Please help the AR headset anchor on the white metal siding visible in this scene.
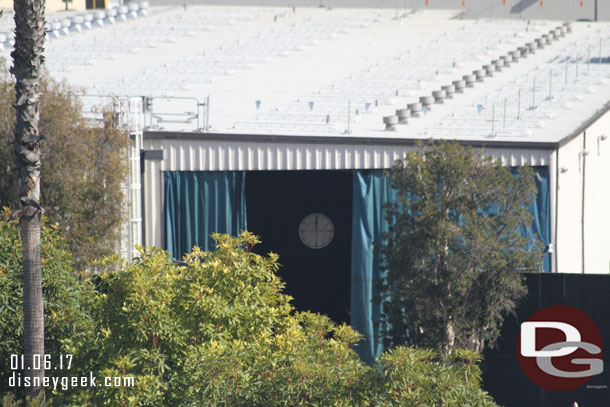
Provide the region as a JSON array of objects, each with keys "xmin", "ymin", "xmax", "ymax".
[
  {"xmin": 145, "ymin": 139, "xmax": 552, "ymax": 172},
  {"xmin": 556, "ymin": 134, "xmax": 584, "ymax": 274},
  {"xmin": 555, "ymin": 109, "xmax": 610, "ymax": 275}
]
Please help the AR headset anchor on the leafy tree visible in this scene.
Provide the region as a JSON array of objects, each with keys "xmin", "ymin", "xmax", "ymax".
[
  {"xmin": 76, "ymin": 232, "xmax": 499, "ymax": 407},
  {"xmin": 77, "ymin": 233, "xmax": 376, "ymax": 407},
  {"xmin": 11, "ymin": 0, "xmax": 47, "ymax": 402},
  {"xmin": 378, "ymin": 347, "xmax": 498, "ymax": 407},
  {"xmin": 0, "ymin": 61, "xmax": 128, "ymax": 267},
  {"xmin": 380, "ymin": 140, "xmax": 544, "ymax": 356},
  {"xmin": 1, "ymin": 225, "xmax": 500, "ymax": 406}
]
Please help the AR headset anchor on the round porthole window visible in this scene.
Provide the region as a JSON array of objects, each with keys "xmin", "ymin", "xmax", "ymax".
[{"xmin": 299, "ymin": 213, "xmax": 334, "ymax": 249}]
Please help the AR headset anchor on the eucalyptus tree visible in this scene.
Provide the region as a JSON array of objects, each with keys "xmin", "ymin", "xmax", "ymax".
[{"xmin": 381, "ymin": 140, "xmax": 544, "ymax": 357}]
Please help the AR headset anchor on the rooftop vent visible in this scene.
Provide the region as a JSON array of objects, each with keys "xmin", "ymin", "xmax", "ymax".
[
  {"xmin": 492, "ymin": 59, "xmax": 504, "ymax": 71},
  {"xmin": 535, "ymin": 38, "xmax": 545, "ymax": 49},
  {"xmin": 81, "ymin": 13, "xmax": 93, "ymax": 30},
  {"xmin": 383, "ymin": 115, "xmax": 398, "ymax": 131},
  {"xmin": 473, "ymin": 69, "xmax": 486, "ymax": 81},
  {"xmin": 70, "ymin": 16, "xmax": 83, "ymax": 33},
  {"xmin": 93, "ymin": 11, "xmax": 105, "ymax": 28},
  {"xmin": 432, "ymin": 90, "xmax": 446, "ymax": 104},
  {"xmin": 128, "ymin": 2, "xmax": 140, "ymax": 19},
  {"xmin": 408, "ymin": 102, "xmax": 422, "ymax": 117},
  {"xmin": 117, "ymin": 6, "xmax": 129, "ymax": 22},
  {"xmin": 453, "ymin": 79, "xmax": 466, "ymax": 92},
  {"xmin": 463, "ymin": 74, "xmax": 475, "ymax": 87},
  {"xmin": 419, "ymin": 95, "xmax": 434, "ymax": 108},
  {"xmin": 105, "ymin": 8, "xmax": 117, "ymax": 25},
  {"xmin": 396, "ymin": 109, "xmax": 410, "ymax": 124},
  {"xmin": 442, "ymin": 84, "xmax": 455, "ymax": 98}
]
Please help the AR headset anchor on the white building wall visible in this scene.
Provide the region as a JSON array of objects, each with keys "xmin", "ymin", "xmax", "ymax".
[
  {"xmin": 143, "ymin": 158, "xmax": 164, "ymax": 250},
  {"xmin": 556, "ymin": 109, "xmax": 610, "ymax": 274},
  {"xmin": 141, "ymin": 136, "xmax": 553, "ymax": 251},
  {"xmin": 555, "ymin": 133, "xmax": 584, "ymax": 274},
  {"xmin": 583, "ymin": 111, "xmax": 610, "ymax": 274}
]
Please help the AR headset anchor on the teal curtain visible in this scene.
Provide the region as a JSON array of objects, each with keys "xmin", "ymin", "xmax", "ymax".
[
  {"xmin": 350, "ymin": 166, "xmax": 551, "ymax": 362},
  {"xmin": 164, "ymin": 171, "xmax": 247, "ymax": 260},
  {"xmin": 510, "ymin": 166, "xmax": 551, "ymax": 273},
  {"xmin": 350, "ymin": 170, "xmax": 396, "ymax": 364}
]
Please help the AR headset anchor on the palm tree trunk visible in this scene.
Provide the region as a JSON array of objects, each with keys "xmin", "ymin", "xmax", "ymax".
[
  {"xmin": 21, "ymin": 217, "xmax": 44, "ymax": 405},
  {"xmin": 11, "ymin": 0, "xmax": 46, "ymax": 405}
]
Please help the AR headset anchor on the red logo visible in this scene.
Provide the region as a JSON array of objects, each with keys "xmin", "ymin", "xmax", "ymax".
[{"xmin": 517, "ymin": 305, "xmax": 603, "ymax": 391}]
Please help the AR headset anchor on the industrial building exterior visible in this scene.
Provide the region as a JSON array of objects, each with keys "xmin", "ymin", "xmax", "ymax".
[{"xmin": 2, "ymin": 3, "xmax": 608, "ymax": 364}]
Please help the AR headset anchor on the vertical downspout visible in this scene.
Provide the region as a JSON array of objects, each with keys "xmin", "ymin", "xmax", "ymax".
[
  {"xmin": 554, "ymin": 147, "xmax": 559, "ymax": 273},
  {"xmin": 140, "ymin": 151, "xmax": 146, "ymax": 247},
  {"xmin": 581, "ymin": 132, "xmax": 587, "ymax": 274},
  {"xmin": 161, "ymin": 167, "xmax": 166, "ymax": 251}
]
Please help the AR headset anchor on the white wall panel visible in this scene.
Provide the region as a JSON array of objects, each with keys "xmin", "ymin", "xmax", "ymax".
[
  {"xmin": 548, "ymin": 149, "xmax": 557, "ymax": 274},
  {"xmin": 555, "ymin": 115, "xmax": 610, "ymax": 275},
  {"xmin": 143, "ymin": 160, "xmax": 163, "ymax": 250},
  {"xmin": 583, "ymin": 110, "xmax": 610, "ymax": 274},
  {"xmin": 556, "ymin": 134, "xmax": 585, "ymax": 274}
]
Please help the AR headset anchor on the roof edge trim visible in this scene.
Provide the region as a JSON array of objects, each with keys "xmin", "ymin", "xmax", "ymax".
[
  {"xmin": 142, "ymin": 131, "xmax": 558, "ymax": 150},
  {"xmin": 559, "ymin": 99, "xmax": 610, "ymax": 148}
]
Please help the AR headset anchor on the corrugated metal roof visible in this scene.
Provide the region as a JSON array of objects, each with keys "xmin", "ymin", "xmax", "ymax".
[{"xmin": 4, "ymin": 4, "xmax": 608, "ymax": 145}]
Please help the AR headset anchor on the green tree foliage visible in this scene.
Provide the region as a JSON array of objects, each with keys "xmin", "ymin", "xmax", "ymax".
[
  {"xmin": 381, "ymin": 140, "xmax": 544, "ymax": 356},
  {"xmin": 0, "ymin": 209, "xmax": 96, "ymax": 402},
  {"xmin": 0, "ymin": 63, "xmax": 128, "ymax": 267},
  {"xmin": 80, "ymin": 233, "xmax": 376, "ymax": 407},
  {"xmin": 0, "ymin": 223, "xmax": 499, "ymax": 406},
  {"xmin": 379, "ymin": 347, "xmax": 497, "ymax": 407}
]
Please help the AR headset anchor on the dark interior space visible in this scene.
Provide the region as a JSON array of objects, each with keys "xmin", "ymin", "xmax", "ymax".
[
  {"xmin": 246, "ymin": 170, "xmax": 353, "ymax": 325},
  {"xmin": 483, "ymin": 273, "xmax": 610, "ymax": 407}
]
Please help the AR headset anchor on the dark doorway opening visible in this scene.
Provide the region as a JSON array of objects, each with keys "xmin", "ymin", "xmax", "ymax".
[{"xmin": 246, "ymin": 170, "xmax": 353, "ymax": 325}]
